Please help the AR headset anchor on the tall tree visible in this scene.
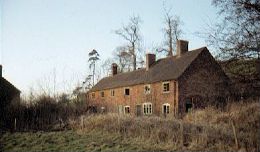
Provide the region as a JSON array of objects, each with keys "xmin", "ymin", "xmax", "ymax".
[
  {"xmin": 206, "ymin": 0, "xmax": 260, "ymax": 80},
  {"xmin": 101, "ymin": 58, "xmax": 114, "ymax": 77},
  {"xmin": 83, "ymin": 74, "xmax": 92, "ymax": 90},
  {"xmin": 88, "ymin": 49, "xmax": 100, "ymax": 86},
  {"xmin": 157, "ymin": 6, "xmax": 182, "ymax": 57},
  {"xmin": 113, "ymin": 45, "xmax": 132, "ymax": 72},
  {"xmin": 208, "ymin": 0, "xmax": 260, "ymax": 59},
  {"xmin": 115, "ymin": 16, "xmax": 142, "ymax": 70}
]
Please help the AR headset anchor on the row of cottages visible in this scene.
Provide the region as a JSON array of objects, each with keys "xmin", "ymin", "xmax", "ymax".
[{"xmin": 87, "ymin": 40, "xmax": 231, "ymax": 116}]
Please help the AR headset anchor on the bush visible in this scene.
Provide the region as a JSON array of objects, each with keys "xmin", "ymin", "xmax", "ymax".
[{"xmin": 3, "ymin": 94, "xmax": 90, "ymax": 131}]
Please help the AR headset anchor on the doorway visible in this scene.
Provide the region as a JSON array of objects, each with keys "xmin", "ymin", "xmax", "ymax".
[
  {"xmin": 136, "ymin": 105, "xmax": 142, "ymax": 116},
  {"xmin": 185, "ymin": 98, "xmax": 192, "ymax": 113}
]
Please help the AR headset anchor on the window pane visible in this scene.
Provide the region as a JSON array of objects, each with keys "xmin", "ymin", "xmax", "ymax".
[
  {"xmin": 125, "ymin": 89, "xmax": 130, "ymax": 95},
  {"xmin": 163, "ymin": 83, "xmax": 170, "ymax": 92}
]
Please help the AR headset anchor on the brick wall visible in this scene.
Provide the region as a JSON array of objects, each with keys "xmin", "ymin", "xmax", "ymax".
[
  {"xmin": 88, "ymin": 80, "xmax": 178, "ymax": 116},
  {"xmin": 177, "ymin": 49, "xmax": 230, "ymax": 114}
]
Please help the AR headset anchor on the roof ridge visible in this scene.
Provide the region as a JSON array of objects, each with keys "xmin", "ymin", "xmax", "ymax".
[{"xmin": 90, "ymin": 47, "xmax": 208, "ymax": 91}]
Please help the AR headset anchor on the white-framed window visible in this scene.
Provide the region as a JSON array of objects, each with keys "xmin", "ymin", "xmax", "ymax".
[
  {"xmin": 144, "ymin": 85, "xmax": 151, "ymax": 94},
  {"xmin": 124, "ymin": 106, "xmax": 130, "ymax": 114},
  {"xmin": 111, "ymin": 89, "xmax": 115, "ymax": 96},
  {"xmin": 143, "ymin": 103, "xmax": 152, "ymax": 115},
  {"xmin": 100, "ymin": 91, "xmax": 105, "ymax": 97},
  {"xmin": 91, "ymin": 92, "xmax": 95, "ymax": 99},
  {"xmin": 162, "ymin": 103, "xmax": 170, "ymax": 114},
  {"xmin": 162, "ymin": 82, "xmax": 170, "ymax": 93},
  {"xmin": 124, "ymin": 88, "xmax": 130, "ymax": 95}
]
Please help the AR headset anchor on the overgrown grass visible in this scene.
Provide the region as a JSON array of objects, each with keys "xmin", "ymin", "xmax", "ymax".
[{"xmin": 1, "ymin": 101, "xmax": 259, "ymax": 152}]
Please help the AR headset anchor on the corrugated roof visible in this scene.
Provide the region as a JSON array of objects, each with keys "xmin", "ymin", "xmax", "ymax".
[{"xmin": 90, "ymin": 47, "xmax": 207, "ymax": 91}]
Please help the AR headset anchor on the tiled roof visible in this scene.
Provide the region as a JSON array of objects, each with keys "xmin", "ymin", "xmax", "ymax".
[
  {"xmin": 0, "ymin": 77, "xmax": 21, "ymax": 98},
  {"xmin": 90, "ymin": 47, "xmax": 207, "ymax": 91}
]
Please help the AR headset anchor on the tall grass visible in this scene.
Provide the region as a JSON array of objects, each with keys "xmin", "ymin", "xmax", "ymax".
[{"xmin": 73, "ymin": 101, "xmax": 260, "ymax": 151}]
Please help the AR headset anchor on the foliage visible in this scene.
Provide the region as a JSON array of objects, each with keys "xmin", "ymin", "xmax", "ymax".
[
  {"xmin": 88, "ymin": 49, "xmax": 100, "ymax": 86},
  {"xmin": 1, "ymin": 94, "xmax": 89, "ymax": 131}
]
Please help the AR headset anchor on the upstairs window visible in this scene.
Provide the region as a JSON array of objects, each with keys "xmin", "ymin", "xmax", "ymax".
[
  {"xmin": 124, "ymin": 88, "xmax": 130, "ymax": 95},
  {"xmin": 144, "ymin": 85, "xmax": 151, "ymax": 94},
  {"xmin": 124, "ymin": 106, "xmax": 130, "ymax": 114},
  {"xmin": 111, "ymin": 90, "xmax": 115, "ymax": 96},
  {"xmin": 162, "ymin": 82, "xmax": 170, "ymax": 93},
  {"xmin": 143, "ymin": 103, "xmax": 152, "ymax": 115},
  {"xmin": 91, "ymin": 93, "xmax": 95, "ymax": 99},
  {"xmin": 100, "ymin": 91, "xmax": 104, "ymax": 97}
]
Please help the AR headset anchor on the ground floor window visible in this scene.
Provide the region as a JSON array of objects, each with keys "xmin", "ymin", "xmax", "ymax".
[
  {"xmin": 124, "ymin": 106, "xmax": 130, "ymax": 114},
  {"xmin": 162, "ymin": 103, "xmax": 170, "ymax": 114},
  {"xmin": 143, "ymin": 103, "xmax": 152, "ymax": 115}
]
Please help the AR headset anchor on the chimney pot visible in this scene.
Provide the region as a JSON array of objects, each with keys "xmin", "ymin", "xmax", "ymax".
[
  {"xmin": 146, "ymin": 54, "xmax": 156, "ymax": 71},
  {"xmin": 177, "ymin": 40, "xmax": 189, "ymax": 57},
  {"xmin": 112, "ymin": 63, "xmax": 118, "ymax": 76}
]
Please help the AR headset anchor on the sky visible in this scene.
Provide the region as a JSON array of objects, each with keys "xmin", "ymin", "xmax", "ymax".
[{"xmin": 0, "ymin": 0, "xmax": 220, "ymax": 96}]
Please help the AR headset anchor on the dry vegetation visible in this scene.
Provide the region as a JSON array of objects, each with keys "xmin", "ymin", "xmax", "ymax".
[
  {"xmin": 1, "ymin": 101, "xmax": 259, "ymax": 152},
  {"xmin": 69, "ymin": 101, "xmax": 259, "ymax": 152}
]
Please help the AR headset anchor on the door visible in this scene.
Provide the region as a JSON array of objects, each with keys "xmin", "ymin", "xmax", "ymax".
[
  {"xmin": 118, "ymin": 105, "xmax": 123, "ymax": 115},
  {"xmin": 185, "ymin": 98, "xmax": 192, "ymax": 112},
  {"xmin": 136, "ymin": 105, "xmax": 142, "ymax": 116}
]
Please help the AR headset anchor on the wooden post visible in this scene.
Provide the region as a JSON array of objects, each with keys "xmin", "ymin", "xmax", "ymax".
[
  {"xmin": 81, "ymin": 116, "xmax": 84, "ymax": 130},
  {"xmin": 180, "ymin": 121, "xmax": 184, "ymax": 147},
  {"xmin": 14, "ymin": 118, "xmax": 17, "ymax": 131},
  {"xmin": 231, "ymin": 119, "xmax": 239, "ymax": 149}
]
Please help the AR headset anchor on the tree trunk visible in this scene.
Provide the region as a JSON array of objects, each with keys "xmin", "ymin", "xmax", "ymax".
[
  {"xmin": 132, "ymin": 42, "xmax": 137, "ymax": 70},
  {"xmin": 168, "ymin": 19, "xmax": 173, "ymax": 57},
  {"xmin": 93, "ymin": 63, "xmax": 95, "ymax": 86}
]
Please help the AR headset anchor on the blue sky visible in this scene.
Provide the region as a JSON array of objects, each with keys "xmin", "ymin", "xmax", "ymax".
[{"xmin": 0, "ymin": 0, "xmax": 219, "ymax": 95}]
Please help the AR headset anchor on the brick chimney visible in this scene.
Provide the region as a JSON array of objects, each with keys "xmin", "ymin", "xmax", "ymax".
[
  {"xmin": 0, "ymin": 65, "xmax": 2, "ymax": 77},
  {"xmin": 112, "ymin": 63, "xmax": 118, "ymax": 76},
  {"xmin": 176, "ymin": 40, "xmax": 189, "ymax": 57},
  {"xmin": 146, "ymin": 53, "xmax": 156, "ymax": 71}
]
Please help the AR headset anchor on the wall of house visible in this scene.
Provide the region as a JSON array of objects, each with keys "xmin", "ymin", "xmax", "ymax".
[
  {"xmin": 177, "ymin": 49, "xmax": 231, "ymax": 114},
  {"xmin": 88, "ymin": 80, "xmax": 178, "ymax": 116}
]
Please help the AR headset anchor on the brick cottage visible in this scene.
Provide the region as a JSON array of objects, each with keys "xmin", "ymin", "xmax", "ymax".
[{"xmin": 87, "ymin": 40, "xmax": 231, "ymax": 116}]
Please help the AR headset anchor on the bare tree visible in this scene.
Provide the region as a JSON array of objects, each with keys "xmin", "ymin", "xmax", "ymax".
[
  {"xmin": 113, "ymin": 46, "xmax": 132, "ymax": 72},
  {"xmin": 101, "ymin": 58, "xmax": 114, "ymax": 76},
  {"xmin": 207, "ymin": 0, "xmax": 260, "ymax": 60},
  {"xmin": 157, "ymin": 6, "xmax": 182, "ymax": 57},
  {"xmin": 115, "ymin": 16, "xmax": 142, "ymax": 70},
  {"xmin": 88, "ymin": 49, "xmax": 100, "ymax": 86},
  {"xmin": 203, "ymin": 0, "xmax": 260, "ymax": 82}
]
